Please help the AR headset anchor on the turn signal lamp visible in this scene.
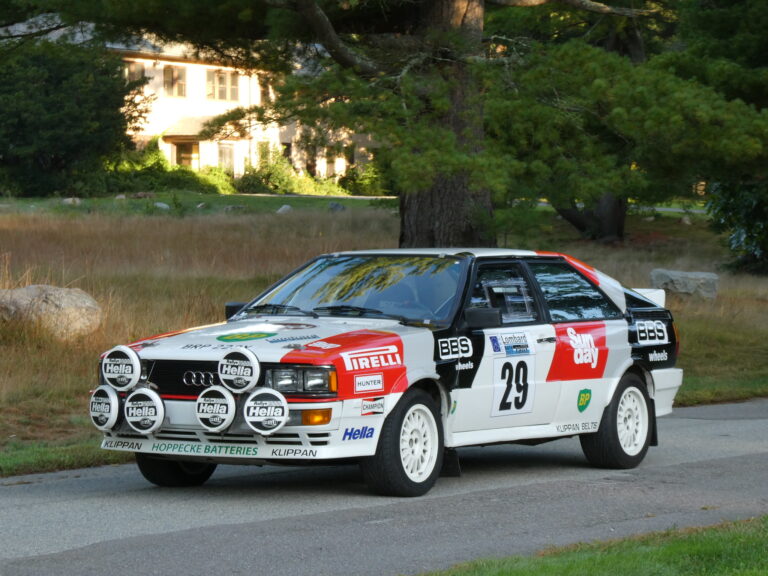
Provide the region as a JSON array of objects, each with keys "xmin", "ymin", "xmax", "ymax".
[{"xmin": 302, "ymin": 408, "xmax": 332, "ymax": 426}]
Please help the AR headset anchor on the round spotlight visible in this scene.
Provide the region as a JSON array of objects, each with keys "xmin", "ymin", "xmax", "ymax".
[
  {"xmin": 218, "ymin": 347, "xmax": 260, "ymax": 393},
  {"xmin": 101, "ymin": 345, "xmax": 142, "ymax": 391}
]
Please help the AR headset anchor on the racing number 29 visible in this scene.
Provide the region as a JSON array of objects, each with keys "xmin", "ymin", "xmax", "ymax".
[{"xmin": 492, "ymin": 358, "xmax": 535, "ymax": 417}]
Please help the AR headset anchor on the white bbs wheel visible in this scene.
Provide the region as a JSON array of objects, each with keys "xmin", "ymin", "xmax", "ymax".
[
  {"xmin": 400, "ymin": 404, "xmax": 440, "ymax": 483},
  {"xmin": 361, "ymin": 388, "xmax": 444, "ymax": 497},
  {"xmin": 616, "ymin": 386, "xmax": 648, "ymax": 457},
  {"xmin": 580, "ymin": 373, "xmax": 652, "ymax": 469}
]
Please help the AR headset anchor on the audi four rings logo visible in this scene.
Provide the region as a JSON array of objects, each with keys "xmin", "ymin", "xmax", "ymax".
[{"xmin": 183, "ymin": 371, "xmax": 218, "ymax": 387}]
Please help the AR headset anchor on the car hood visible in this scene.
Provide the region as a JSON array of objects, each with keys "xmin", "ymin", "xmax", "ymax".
[{"xmin": 129, "ymin": 315, "xmax": 420, "ymax": 362}]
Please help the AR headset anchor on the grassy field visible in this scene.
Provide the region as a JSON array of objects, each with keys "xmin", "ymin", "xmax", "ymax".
[
  {"xmin": 0, "ymin": 195, "xmax": 766, "ymax": 475},
  {"xmin": 424, "ymin": 517, "xmax": 768, "ymax": 576}
]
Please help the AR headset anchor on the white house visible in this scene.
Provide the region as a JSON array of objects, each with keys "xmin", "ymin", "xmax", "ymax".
[{"xmin": 118, "ymin": 42, "xmax": 367, "ymax": 179}]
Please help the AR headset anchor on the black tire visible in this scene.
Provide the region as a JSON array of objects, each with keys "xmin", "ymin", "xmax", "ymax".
[
  {"xmin": 135, "ymin": 453, "xmax": 217, "ymax": 487},
  {"xmin": 360, "ymin": 388, "xmax": 444, "ymax": 497},
  {"xmin": 580, "ymin": 373, "xmax": 651, "ymax": 469}
]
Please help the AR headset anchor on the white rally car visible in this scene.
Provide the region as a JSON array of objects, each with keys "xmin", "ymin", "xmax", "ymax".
[{"xmin": 90, "ymin": 249, "xmax": 682, "ymax": 496}]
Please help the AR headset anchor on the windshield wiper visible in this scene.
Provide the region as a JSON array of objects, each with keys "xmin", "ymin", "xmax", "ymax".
[
  {"xmin": 312, "ymin": 305, "xmax": 424, "ymax": 325},
  {"xmin": 245, "ymin": 304, "xmax": 318, "ymax": 318}
]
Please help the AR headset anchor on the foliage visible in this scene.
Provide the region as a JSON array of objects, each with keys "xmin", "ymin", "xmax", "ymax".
[
  {"xmin": 0, "ymin": 41, "xmax": 139, "ymax": 196},
  {"xmin": 661, "ymin": 0, "xmax": 768, "ymax": 270},
  {"xmin": 235, "ymin": 153, "xmax": 346, "ymax": 196},
  {"xmin": 482, "ymin": 39, "xmax": 768, "ymax": 238},
  {"xmin": 706, "ymin": 182, "xmax": 768, "ymax": 274},
  {"xmin": 337, "ymin": 163, "xmax": 388, "ymax": 197}
]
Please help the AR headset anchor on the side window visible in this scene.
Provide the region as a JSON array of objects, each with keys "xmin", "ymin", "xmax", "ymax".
[
  {"xmin": 528, "ymin": 262, "xmax": 622, "ymax": 322},
  {"xmin": 469, "ymin": 263, "xmax": 538, "ymax": 324}
]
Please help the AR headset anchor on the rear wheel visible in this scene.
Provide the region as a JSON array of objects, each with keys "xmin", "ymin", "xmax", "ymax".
[
  {"xmin": 360, "ymin": 388, "xmax": 443, "ymax": 497},
  {"xmin": 135, "ymin": 453, "xmax": 217, "ymax": 487},
  {"xmin": 580, "ymin": 373, "xmax": 651, "ymax": 469}
]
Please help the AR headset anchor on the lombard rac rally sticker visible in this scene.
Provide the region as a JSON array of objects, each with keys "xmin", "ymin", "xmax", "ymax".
[
  {"xmin": 218, "ymin": 347, "xmax": 260, "ymax": 393},
  {"xmin": 101, "ymin": 345, "xmax": 141, "ymax": 391},
  {"xmin": 124, "ymin": 388, "xmax": 165, "ymax": 434},
  {"xmin": 89, "ymin": 385, "xmax": 120, "ymax": 431},
  {"xmin": 195, "ymin": 386, "xmax": 236, "ymax": 432},
  {"xmin": 243, "ymin": 388, "xmax": 289, "ymax": 435}
]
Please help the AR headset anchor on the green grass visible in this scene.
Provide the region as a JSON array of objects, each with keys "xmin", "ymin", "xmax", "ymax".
[{"xmin": 424, "ymin": 517, "xmax": 768, "ymax": 576}]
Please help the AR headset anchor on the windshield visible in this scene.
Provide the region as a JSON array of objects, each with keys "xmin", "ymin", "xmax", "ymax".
[{"xmin": 244, "ymin": 254, "xmax": 469, "ymax": 326}]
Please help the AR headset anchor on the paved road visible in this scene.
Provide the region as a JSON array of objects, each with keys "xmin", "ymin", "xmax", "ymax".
[{"xmin": 1, "ymin": 399, "xmax": 766, "ymax": 576}]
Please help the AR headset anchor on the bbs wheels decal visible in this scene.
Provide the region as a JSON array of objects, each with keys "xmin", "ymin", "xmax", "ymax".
[
  {"xmin": 101, "ymin": 345, "xmax": 142, "ymax": 391},
  {"xmin": 218, "ymin": 347, "xmax": 260, "ymax": 393},
  {"xmin": 124, "ymin": 388, "xmax": 165, "ymax": 435},
  {"xmin": 243, "ymin": 388, "xmax": 289, "ymax": 435}
]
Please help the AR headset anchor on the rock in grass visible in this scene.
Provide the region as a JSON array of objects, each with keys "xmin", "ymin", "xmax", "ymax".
[
  {"xmin": 0, "ymin": 285, "xmax": 101, "ymax": 340},
  {"xmin": 276, "ymin": 204, "xmax": 293, "ymax": 214},
  {"xmin": 650, "ymin": 269, "xmax": 719, "ymax": 299}
]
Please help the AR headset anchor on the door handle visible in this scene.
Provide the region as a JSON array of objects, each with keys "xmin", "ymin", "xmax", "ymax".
[{"xmin": 536, "ymin": 336, "xmax": 556, "ymax": 344}]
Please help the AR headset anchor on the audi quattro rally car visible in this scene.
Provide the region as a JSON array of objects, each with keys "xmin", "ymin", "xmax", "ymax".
[{"xmin": 90, "ymin": 249, "xmax": 682, "ymax": 496}]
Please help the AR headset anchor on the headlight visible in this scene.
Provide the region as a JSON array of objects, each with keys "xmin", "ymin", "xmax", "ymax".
[{"xmin": 266, "ymin": 366, "xmax": 337, "ymax": 394}]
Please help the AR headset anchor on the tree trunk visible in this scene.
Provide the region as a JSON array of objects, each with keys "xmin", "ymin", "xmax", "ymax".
[
  {"xmin": 399, "ymin": 0, "xmax": 495, "ymax": 248},
  {"xmin": 553, "ymin": 193, "xmax": 627, "ymax": 242}
]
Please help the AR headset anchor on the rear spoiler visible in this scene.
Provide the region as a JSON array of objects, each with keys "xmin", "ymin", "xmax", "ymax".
[{"xmin": 632, "ymin": 288, "xmax": 666, "ymax": 307}]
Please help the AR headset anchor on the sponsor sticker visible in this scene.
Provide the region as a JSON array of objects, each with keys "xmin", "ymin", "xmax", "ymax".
[
  {"xmin": 355, "ymin": 373, "xmax": 384, "ymax": 394},
  {"xmin": 307, "ymin": 341, "xmax": 341, "ymax": 350},
  {"xmin": 340, "ymin": 345, "xmax": 402, "ymax": 372},
  {"xmin": 217, "ymin": 332, "xmax": 275, "ymax": 342},
  {"xmin": 361, "ymin": 397, "xmax": 385, "ymax": 416},
  {"xmin": 502, "ymin": 333, "xmax": 531, "ymax": 356},
  {"xmin": 89, "ymin": 385, "xmax": 120, "ymax": 431},
  {"xmin": 636, "ymin": 320, "xmax": 669, "ymax": 345},
  {"xmin": 101, "ymin": 345, "xmax": 142, "ymax": 391},
  {"xmin": 577, "ymin": 389, "xmax": 592, "ymax": 413},
  {"xmin": 266, "ymin": 334, "xmax": 319, "ymax": 344},
  {"xmin": 242, "ymin": 388, "xmax": 289, "ymax": 435},
  {"xmin": 648, "ymin": 350, "xmax": 669, "ymax": 362},
  {"xmin": 195, "ymin": 386, "xmax": 236, "ymax": 432},
  {"xmin": 568, "ymin": 328, "xmax": 599, "ymax": 369},
  {"xmin": 490, "ymin": 336, "xmax": 502, "ymax": 353},
  {"xmin": 124, "ymin": 388, "xmax": 165, "ymax": 434},
  {"xmin": 342, "ymin": 426, "xmax": 375, "ymax": 441},
  {"xmin": 438, "ymin": 337, "xmax": 473, "ymax": 360},
  {"xmin": 218, "ymin": 348, "xmax": 260, "ymax": 392}
]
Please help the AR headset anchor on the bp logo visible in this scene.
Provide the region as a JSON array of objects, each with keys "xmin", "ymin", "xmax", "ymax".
[
  {"xmin": 89, "ymin": 385, "xmax": 120, "ymax": 431},
  {"xmin": 124, "ymin": 388, "xmax": 165, "ymax": 434},
  {"xmin": 195, "ymin": 386, "xmax": 236, "ymax": 432},
  {"xmin": 217, "ymin": 332, "xmax": 276, "ymax": 342},
  {"xmin": 243, "ymin": 388, "xmax": 289, "ymax": 435},
  {"xmin": 577, "ymin": 389, "xmax": 592, "ymax": 413}
]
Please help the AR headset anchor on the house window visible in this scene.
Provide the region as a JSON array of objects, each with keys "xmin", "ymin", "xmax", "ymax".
[
  {"xmin": 206, "ymin": 70, "xmax": 239, "ymax": 101},
  {"xmin": 175, "ymin": 142, "xmax": 199, "ymax": 169},
  {"xmin": 218, "ymin": 143, "xmax": 234, "ymax": 175},
  {"xmin": 163, "ymin": 66, "xmax": 186, "ymax": 97},
  {"xmin": 125, "ymin": 62, "xmax": 145, "ymax": 83},
  {"xmin": 258, "ymin": 75, "xmax": 272, "ymax": 103}
]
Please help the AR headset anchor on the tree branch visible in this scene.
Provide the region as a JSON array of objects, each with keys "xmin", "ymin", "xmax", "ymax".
[
  {"xmin": 294, "ymin": 0, "xmax": 381, "ymax": 76},
  {"xmin": 488, "ymin": 0, "xmax": 655, "ymax": 17}
]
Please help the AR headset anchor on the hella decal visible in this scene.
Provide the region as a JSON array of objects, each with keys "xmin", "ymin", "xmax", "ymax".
[{"xmin": 342, "ymin": 426, "xmax": 375, "ymax": 441}]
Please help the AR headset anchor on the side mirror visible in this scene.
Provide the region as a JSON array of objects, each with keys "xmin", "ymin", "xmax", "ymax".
[
  {"xmin": 225, "ymin": 301, "xmax": 246, "ymax": 320},
  {"xmin": 464, "ymin": 307, "xmax": 502, "ymax": 329}
]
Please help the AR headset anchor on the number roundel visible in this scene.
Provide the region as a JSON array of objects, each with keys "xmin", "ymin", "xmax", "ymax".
[{"xmin": 492, "ymin": 358, "xmax": 535, "ymax": 417}]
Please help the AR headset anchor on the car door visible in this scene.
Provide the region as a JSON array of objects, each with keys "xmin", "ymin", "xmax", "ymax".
[{"xmin": 449, "ymin": 261, "xmax": 559, "ymax": 433}]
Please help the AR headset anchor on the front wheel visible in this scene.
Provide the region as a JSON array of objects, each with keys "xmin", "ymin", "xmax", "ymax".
[
  {"xmin": 360, "ymin": 388, "xmax": 443, "ymax": 497},
  {"xmin": 135, "ymin": 453, "xmax": 217, "ymax": 487},
  {"xmin": 580, "ymin": 373, "xmax": 651, "ymax": 469}
]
